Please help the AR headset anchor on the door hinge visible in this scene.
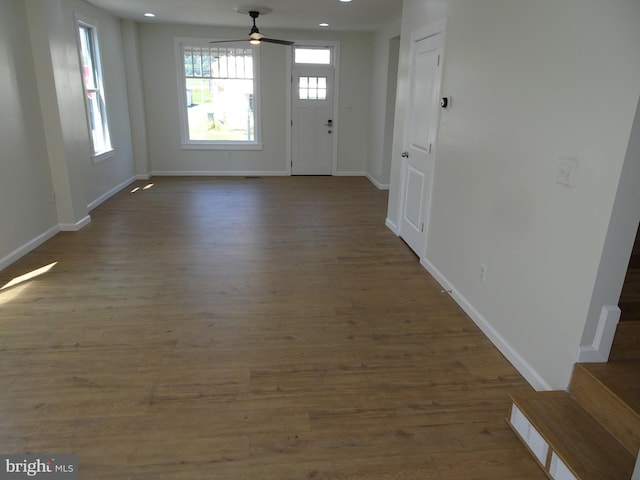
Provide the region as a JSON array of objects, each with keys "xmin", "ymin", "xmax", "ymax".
[
  {"xmin": 429, "ymin": 143, "xmax": 432, "ymax": 154},
  {"xmin": 437, "ymin": 54, "xmax": 441, "ymax": 66},
  {"xmin": 421, "ymin": 223, "xmax": 425, "ymax": 233}
]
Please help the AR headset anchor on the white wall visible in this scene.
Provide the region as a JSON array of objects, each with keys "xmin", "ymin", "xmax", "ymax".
[
  {"xmin": 388, "ymin": 0, "xmax": 640, "ymax": 389},
  {"xmin": 368, "ymin": 20, "xmax": 401, "ymax": 188},
  {"xmin": 26, "ymin": 0, "xmax": 135, "ymax": 220},
  {"xmin": 0, "ymin": 0, "xmax": 58, "ymax": 268},
  {"xmin": 74, "ymin": 0, "xmax": 137, "ymax": 206},
  {"xmin": 582, "ymin": 98, "xmax": 640, "ymax": 358},
  {"xmin": 1, "ymin": 0, "xmax": 136, "ymax": 269},
  {"xmin": 122, "ymin": 20, "xmax": 151, "ymax": 178},
  {"xmin": 138, "ymin": 24, "xmax": 373, "ymax": 175}
]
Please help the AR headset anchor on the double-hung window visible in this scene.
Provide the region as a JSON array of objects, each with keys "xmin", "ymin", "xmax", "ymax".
[
  {"xmin": 177, "ymin": 39, "xmax": 261, "ymax": 149},
  {"xmin": 77, "ymin": 19, "xmax": 112, "ymax": 158}
]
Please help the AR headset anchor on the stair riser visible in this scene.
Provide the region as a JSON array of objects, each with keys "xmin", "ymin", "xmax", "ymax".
[
  {"xmin": 570, "ymin": 365, "xmax": 640, "ymax": 456},
  {"xmin": 609, "ymin": 321, "xmax": 640, "ymax": 360}
]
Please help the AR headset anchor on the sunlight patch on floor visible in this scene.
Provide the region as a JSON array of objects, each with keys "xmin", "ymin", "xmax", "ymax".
[{"xmin": 1, "ymin": 262, "xmax": 58, "ymax": 291}]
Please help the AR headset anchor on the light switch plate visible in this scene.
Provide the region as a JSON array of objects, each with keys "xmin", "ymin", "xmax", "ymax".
[{"xmin": 557, "ymin": 157, "xmax": 578, "ymax": 187}]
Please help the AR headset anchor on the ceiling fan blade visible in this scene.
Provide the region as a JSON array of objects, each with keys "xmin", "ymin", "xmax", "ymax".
[
  {"xmin": 210, "ymin": 39, "xmax": 247, "ymax": 44},
  {"xmin": 260, "ymin": 37, "xmax": 295, "ymax": 46}
]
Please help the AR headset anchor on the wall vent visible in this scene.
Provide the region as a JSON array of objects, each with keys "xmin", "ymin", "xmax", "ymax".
[
  {"xmin": 550, "ymin": 452, "xmax": 577, "ymax": 480},
  {"xmin": 510, "ymin": 404, "xmax": 549, "ymax": 465}
]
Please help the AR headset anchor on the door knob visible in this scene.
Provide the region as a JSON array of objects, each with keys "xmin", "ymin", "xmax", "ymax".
[{"xmin": 401, "ymin": 151, "xmax": 409, "ymax": 158}]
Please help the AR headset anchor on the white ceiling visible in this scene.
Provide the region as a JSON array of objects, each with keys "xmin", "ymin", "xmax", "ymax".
[{"xmin": 85, "ymin": 0, "xmax": 403, "ymax": 32}]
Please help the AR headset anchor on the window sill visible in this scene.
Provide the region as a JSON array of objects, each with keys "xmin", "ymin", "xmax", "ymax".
[
  {"xmin": 181, "ymin": 142, "xmax": 263, "ymax": 151},
  {"xmin": 91, "ymin": 149, "xmax": 115, "ymax": 165}
]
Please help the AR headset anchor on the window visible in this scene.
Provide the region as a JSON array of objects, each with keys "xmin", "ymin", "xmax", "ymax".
[
  {"xmin": 294, "ymin": 47, "xmax": 332, "ymax": 66},
  {"xmin": 178, "ymin": 40, "xmax": 260, "ymax": 148},
  {"xmin": 298, "ymin": 76, "xmax": 327, "ymax": 100},
  {"xmin": 77, "ymin": 21, "xmax": 111, "ymax": 157}
]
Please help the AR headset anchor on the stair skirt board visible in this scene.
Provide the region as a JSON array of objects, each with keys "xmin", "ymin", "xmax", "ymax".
[{"xmin": 578, "ymin": 305, "xmax": 620, "ymax": 363}]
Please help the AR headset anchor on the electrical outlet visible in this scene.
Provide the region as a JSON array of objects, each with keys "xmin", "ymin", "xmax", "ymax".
[
  {"xmin": 557, "ymin": 157, "xmax": 578, "ymax": 187},
  {"xmin": 480, "ymin": 263, "xmax": 487, "ymax": 282}
]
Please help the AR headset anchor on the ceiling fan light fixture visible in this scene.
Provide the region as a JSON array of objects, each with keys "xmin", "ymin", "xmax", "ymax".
[{"xmin": 210, "ymin": 7, "xmax": 294, "ymax": 46}]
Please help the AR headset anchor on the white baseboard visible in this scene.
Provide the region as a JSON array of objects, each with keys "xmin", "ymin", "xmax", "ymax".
[
  {"xmin": 335, "ymin": 171, "xmax": 366, "ymax": 177},
  {"xmin": 632, "ymin": 451, "xmax": 640, "ymax": 480},
  {"xmin": 0, "ymin": 225, "xmax": 60, "ymax": 271},
  {"xmin": 59, "ymin": 215, "xmax": 91, "ymax": 232},
  {"xmin": 151, "ymin": 170, "xmax": 290, "ymax": 177},
  {"xmin": 366, "ymin": 174, "xmax": 390, "ymax": 190},
  {"xmin": 577, "ymin": 305, "xmax": 620, "ymax": 363},
  {"xmin": 385, "ymin": 218, "xmax": 399, "ymax": 235},
  {"xmin": 87, "ymin": 175, "xmax": 138, "ymax": 212},
  {"xmin": 136, "ymin": 173, "xmax": 151, "ymax": 180},
  {"xmin": 420, "ymin": 257, "xmax": 552, "ymax": 392}
]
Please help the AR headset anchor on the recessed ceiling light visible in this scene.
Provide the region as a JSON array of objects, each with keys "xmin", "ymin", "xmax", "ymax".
[
  {"xmin": 143, "ymin": 12, "xmax": 156, "ymax": 18},
  {"xmin": 319, "ymin": 23, "xmax": 329, "ymax": 27},
  {"xmin": 339, "ymin": 0, "xmax": 352, "ymax": 2}
]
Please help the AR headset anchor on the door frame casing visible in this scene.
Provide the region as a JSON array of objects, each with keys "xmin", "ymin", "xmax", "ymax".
[
  {"xmin": 287, "ymin": 40, "xmax": 340, "ymax": 175},
  {"xmin": 397, "ymin": 19, "xmax": 447, "ymax": 258}
]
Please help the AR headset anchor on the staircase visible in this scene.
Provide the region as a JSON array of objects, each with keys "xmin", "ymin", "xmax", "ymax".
[
  {"xmin": 508, "ymin": 360, "xmax": 639, "ymax": 480},
  {"xmin": 610, "ymin": 321, "xmax": 640, "ymax": 361},
  {"xmin": 507, "ymin": 317, "xmax": 640, "ymax": 480},
  {"xmin": 508, "ymin": 225, "xmax": 640, "ymax": 479},
  {"xmin": 507, "ymin": 311, "xmax": 640, "ymax": 480}
]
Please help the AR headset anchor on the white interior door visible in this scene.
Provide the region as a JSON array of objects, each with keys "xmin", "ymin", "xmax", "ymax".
[
  {"xmin": 400, "ymin": 25, "xmax": 444, "ymax": 257},
  {"xmin": 292, "ymin": 66, "xmax": 334, "ymax": 175}
]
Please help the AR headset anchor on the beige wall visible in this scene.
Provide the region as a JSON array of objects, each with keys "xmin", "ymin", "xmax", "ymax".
[
  {"xmin": 1, "ymin": 0, "xmax": 136, "ymax": 266},
  {"xmin": 368, "ymin": 20, "xmax": 401, "ymax": 187},
  {"xmin": 388, "ymin": 0, "xmax": 640, "ymax": 389},
  {"xmin": 138, "ymin": 24, "xmax": 374, "ymax": 175},
  {"xmin": 0, "ymin": 0, "xmax": 58, "ymax": 268}
]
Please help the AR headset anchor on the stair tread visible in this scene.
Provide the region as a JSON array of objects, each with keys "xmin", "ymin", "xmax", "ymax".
[
  {"xmin": 510, "ymin": 391, "xmax": 635, "ymax": 480},
  {"xmin": 579, "ymin": 361, "xmax": 640, "ymax": 415}
]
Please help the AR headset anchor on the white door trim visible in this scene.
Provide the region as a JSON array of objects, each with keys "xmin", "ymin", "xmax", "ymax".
[
  {"xmin": 288, "ymin": 40, "xmax": 340, "ymax": 175},
  {"xmin": 397, "ymin": 19, "xmax": 447, "ymax": 258}
]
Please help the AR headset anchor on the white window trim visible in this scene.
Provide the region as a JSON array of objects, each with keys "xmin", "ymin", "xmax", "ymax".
[
  {"xmin": 74, "ymin": 13, "xmax": 114, "ymax": 160},
  {"xmin": 174, "ymin": 37, "xmax": 263, "ymax": 151}
]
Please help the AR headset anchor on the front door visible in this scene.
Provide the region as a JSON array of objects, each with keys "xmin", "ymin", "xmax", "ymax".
[
  {"xmin": 399, "ymin": 23, "xmax": 444, "ymax": 257},
  {"xmin": 292, "ymin": 66, "xmax": 334, "ymax": 175}
]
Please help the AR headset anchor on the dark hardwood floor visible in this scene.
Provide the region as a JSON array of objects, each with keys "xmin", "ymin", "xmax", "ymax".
[{"xmin": 0, "ymin": 177, "xmax": 545, "ymax": 479}]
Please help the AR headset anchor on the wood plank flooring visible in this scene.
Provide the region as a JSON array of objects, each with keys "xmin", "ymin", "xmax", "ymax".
[{"xmin": 0, "ymin": 177, "xmax": 545, "ymax": 479}]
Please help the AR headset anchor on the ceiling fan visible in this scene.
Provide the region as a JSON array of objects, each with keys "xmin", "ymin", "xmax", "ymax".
[{"xmin": 210, "ymin": 8, "xmax": 294, "ymax": 46}]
